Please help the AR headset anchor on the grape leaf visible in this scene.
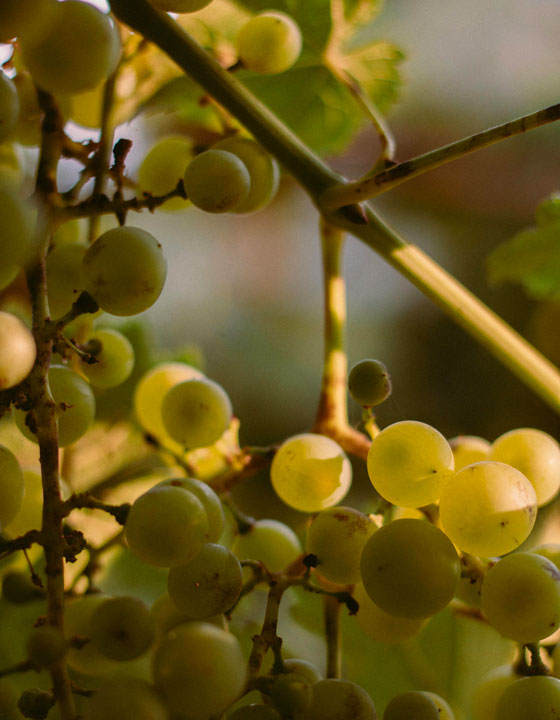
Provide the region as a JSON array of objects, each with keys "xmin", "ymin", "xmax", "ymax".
[{"xmin": 487, "ymin": 221, "xmax": 560, "ymax": 299}]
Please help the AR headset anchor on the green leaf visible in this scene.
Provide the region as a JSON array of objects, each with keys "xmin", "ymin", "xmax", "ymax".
[
  {"xmin": 487, "ymin": 221, "xmax": 560, "ymax": 299},
  {"xmin": 339, "ymin": 40, "xmax": 405, "ymax": 112}
]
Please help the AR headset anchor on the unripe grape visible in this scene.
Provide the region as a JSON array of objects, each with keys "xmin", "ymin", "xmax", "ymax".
[
  {"xmin": 64, "ymin": 594, "xmax": 119, "ymax": 675},
  {"xmin": 232, "ymin": 519, "xmax": 302, "ymax": 572},
  {"xmin": 27, "ymin": 626, "xmax": 67, "ymax": 668},
  {"xmin": 348, "ymin": 358, "xmax": 392, "ymax": 407},
  {"xmin": 137, "ymin": 137, "xmax": 193, "ymax": 212},
  {"xmin": 183, "ymin": 149, "xmax": 250, "ymax": 213},
  {"xmin": 83, "ymin": 678, "xmax": 168, "ymax": 720},
  {"xmin": 156, "ymin": 477, "xmax": 224, "ymax": 542},
  {"xmin": 150, "ymin": 0, "xmax": 214, "ymax": 12},
  {"xmin": 90, "ymin": 596, "xmax": 155, "ymax": 661},
  {"xmin": 0, "ymin": 73, "xmax": 20, "ymax": 144},
  {"xmin": 383, "ymin": 691, "xmax": 440, "ymax": 720},
  {"xmin": 495, "ymin": 676, "xmax": 560, "ymax": 720},
  {"xmin": 448, "ymin": 435, "xmax": 491, "ymax": 470},
  {"xmin": 79, "ymin": 328, "xmax": 135, "ymax": 389},
  {"xmin": 0, "ymin": 445, "xmax": 25, "ymax": 531},
  {"xmin": 283, "ymin": 658, "xmax": 322, "ymax": 685},
  {"xmin": 81, "ymin": 226, "xmax": 167, "ymax": 316},
  {"xmin": 419, "ymin": 692, "xmax": 455, "ymax": 720},
  {"xmin": 237, "ymin": 12, "xmax": 302, "ymax": 75},
  {"xmin": 305, "ymin": 679, "xmax": 377, "ymax": 720},
  {"xmin": 0, "ymin": 312, "xmax": 36, "ymax": 390},
  {"xmin": 46, "ymin": 243, "xmax": 86, "ymax": 319}
]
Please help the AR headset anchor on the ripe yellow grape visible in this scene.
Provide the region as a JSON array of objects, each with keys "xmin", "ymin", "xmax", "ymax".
[
  {"xmin": 0, "ymin": 445, "xmax": 25, "ymax": 531},
  {"xmin": 367, "ymin": 420, "xmax": 454, "ymax": 508},
  {"xmin": 270, "ymin": 433, "xmax": 352, "ymax": 512},
  {"xmin": 137, "ymin": 137, "xmax": 193, "ymax": 212},
  {"xmin": 353, "ymin": 582, "xmax": 426, "ymax": 644},
  {"xmin": 0, "ymin": 73, "xmax": 19, "ymax": 144},
  {"xmin": 0, "ymin": 312, "xmax": 36, "ymax": 390},
  {"xmin": 150, "ymin": 0, "xmax": 214, "ymax": 12},
  {"xmin": 237, "ymin": 12, "xmax": 302, "ymax": 75},
  {"xmin": 183, "ymin": 149, "xmax": 251, "ymax": 213},
  {"xmin": 232, "ymin": 518, "xmax": 302, "ymax": 572},
  {"xmin": 489, "ymin": 427, "xmax": 560, "ymax": 506},
  {"xmin": 439, "ymin": 461, "xmax": 537, "ymax": 557},
  {"xmin": 46, "ymin": 242, "xmax": 86, "ymax": 319},
  {"xmin": 448, "ymin": 435, "xmax": 491, "ymax": 470},
  {"xmin": 21, "ymin": 1, "xmax": 121, "ymax": 96}
]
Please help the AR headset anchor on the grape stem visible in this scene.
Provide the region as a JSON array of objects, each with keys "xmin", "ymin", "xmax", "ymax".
[
  {"xmin": 62, "ymin": 494, "xmax": 131, "ymax": 525},
  {"xmin": 0, "ymin": 660, "xmax": 38, "ymax": 679},
  {"xmin": 324, "ymin": 595, "xmax": 342, "ymax": 679},
  {"xmin": 0, "ymin": 530, "xmax": 43, "ymax": 560}
]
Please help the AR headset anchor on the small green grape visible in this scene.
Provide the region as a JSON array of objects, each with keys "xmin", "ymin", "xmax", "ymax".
[
  {"xmin": 161, "ymin": 377, "xmax": 232, "ymax": 449},
  {"xmin": 237, "ymin": 12, "xmax": 302, "ymax": 75},
  {"xmin": 383, "ymin": 692, "xmax": 440, "ymax": 720},
  {"xmin": 352, "ymin": 582, "xmax": 425, "ymax": 643},
  {"xmin": 269, "ymin": 672, "xmax": 312, "ymax": 716},
  {"xmin": 90, "ymin": 596, "xmax": 155, "ymax": 661},
  {"xmin": 495, "ymin": 676, "xmax": 560, "ymax": 720},
  {"xmin": 480, "ymin": 552, "xmax": 560, "ymax": 643},
  {"xmin": 21, "ymin": 1, "xmax": 121, "ymax": 95},
  {"xmin": 79, "ymin": 328, "xmax": 135, "ymax": 389},
  {"xmin": 439, "ymin": 461, "xmax": 537, "ymax": 557},
  {"xmin": 0, "ymin": 445, "xmax": 25, "ymax": 531},
  {"xmin": 183, "ymin": 149, "xmax": 250, "ymax": 213},
  {"xmin": 156, "ymin": 477, "xmax": 224, "ymax": 542},
  {"xmin": 64, "ymin": 594, "xmax": 119, "ymax": 676},
  {"xmin": 150, "ymin": 0, "xmax": 214, "ymax": 12},
  {"xmin": 0, "ymin": 0, "xmax": 56, "ymax": 44},
  {"xmin": 448, "ymin": 435, "xmax": 491, "ymax": 470},
  {"xmin": 137, "ymin": 137, "xmax": 193, "ymax": 212},
  {"xmin": 270, "ymin": 433, "xmax": 352, "ymax": 513},
  {"xmin": 213, "ymin": 137, "xmax": 279, "ymax": 214},
  {"xmin": 348, "ymin": 358, "xmax": 392, "ymax": 407},
  {"xmin": 81, "ymin": 226, "xmax": 167, "ymax": 316},
  {"xmin": 305, "ymin": 679, "xmax": 377, "ymax": 720},
  {"xmin": 418, "ymin": 693, "xmax": 455, "ymax": 720},
  {"xmin": 283, "ymin": 658, "xmax": 322, "ymax": 685},
  {"xmin": 0, "ymin": 182, "xmax": 35, "ymax": 269},
  {"xmin": 27, "ymin": 625, "xmax": 67, "ymax": 668},
  {"xmin": 367, "ymin": 420, "xmax": 454, "ymax": 508},
  {"xmin": 232, "ymin": 519, "xmax": 302, "ymax": 572},
  {"xmin": 360, "ymin": 518, "xmax": 459, "ymax": 618},
  {"xmin": 0, "ymin": 74, "xmax": 20, "ymax": 144},
  {"xmin": 0, "ymin": 312, "xmax": 36, "ymax": 390},
  {"xmin": 83, "ymin": 678, "xmax": 168, "ymax": 720},
  {"xmin": 46, "ymin": 243, "xmax": 86, "ymax": 319}
]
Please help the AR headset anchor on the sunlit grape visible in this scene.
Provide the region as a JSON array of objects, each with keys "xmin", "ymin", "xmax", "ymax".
[
  {"xmin": 137, "ymin": 137, "xmax": 193, "ymax": 212},
  {"xmin": 237, "ymin": 12, "xmax": 302, "ymax": 75},
  {"xmin": 305, "ymin": 679, "xmax": 377, "ymax": 720},
  {"xmin": 348, "ymin": 358, "xmax": 392, "ymax": 407},
  {"xmin": 46, "ymin": 243, "xmax": 86, "ymax": 319},
  {"xmin": 156, "ymin": 477, "xmax": 224, "ymax": 542},
  {"xmin": 448, "ymin": 435, "xmax": 491, "ymax": 470},
  {"xmin": 353, "ymin": 582, "xmax": 425, "ymax": 643},
  {"xmin": 79, "ymin": 328, "xmax": 135, "ymax": 389},
  {"xmin": 183, "ymin": 149, "xmax": 250, "ymax": 213},
  {"xmin": 0, "ymin": 445, "xmax": 25, "ymax": 531},
  {"xmin": 439, "ymin": 461, "xmax": 537, "ymax": 557},
  {"xmin": 0, "ymin": 73, "xmax": 19, "ymax": 143},
  {"xmin": 83, "ymin": 678, "xmax": 168, "ymax": 720},
  {"xmin": 232, "ymin": 519, "xmax": 302, "ymax": 572},
  {"xmin": 0, "ymin": 312, "xmax": 36, "ymax": 390},
  {"xmin": 270, "ymin": 433, "xmax": 352, "ymax": 513},
  {"xmin": 495, "ymin": 676, "xmax": 560, "ymax": 720}
]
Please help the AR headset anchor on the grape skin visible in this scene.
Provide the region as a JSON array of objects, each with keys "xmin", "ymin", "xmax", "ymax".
[
  {"xmin": 156, "ymin": 477, "xmax": 224, "ymax": 542},
  {"xmin": 439, "ymin": 461, "xmax": 537, "ymax": 557},
  {"xmin": 81, "ymin": 226, "xmax": 167, "ymax": 317},
  {"xmin": 79, "ymin": 328, "xmax": 135, "ymax": 389},
  {"xmin": 0, "ymin": 312, "xmax": 36, "ymax": 390},
  {"xmin": 137, "ymin": 137, "xmax": 193, "ymax": 212},
  {"xmin": 64, "ymin": 595, "xmax": 119, "ymax": 676},
  {"xmin": 90, "ymin": 596, "xmax": 155, "ymax": 661},
  {"xmin": 305, "ymin": 679, "xmax": 377, "ymax": 720},
  {"xmin": 383, "ymin": 691, "xmax": 440, "ymax": 720},
  {"xmin": 183, "ymin": 149, "xmax": 251, "ymax": 213},
  {"xmin": 495, "ymin": 675, "xmax": 560, "ymax": 720},
  {"xmin": 270, "ymin": 433, "xmax": 352, "ymax": 513},
  {"xmin": 419, "ymin": 692, "xmax": 455, "ymax": 720},
  {"xmin": 471, "ymin": 666, "xmax": 517, "ymax": 720},
  {"xmin": 348, "ymin": 358, "xmax": 392, "ymax": 407},
  {"xmin": 0, "ymin": 183, "xmax": 35, "ymax": 270},
  {"xmin": 232, "ymin": 519, "xmax": 302, "ymax": 572},
  {"xmin": 0, "ymin": 445, "xmax": 25, "ymax": 531},
  {"xmin": 448, "ymin": 435, "xmax": 491, "ymax": 470},
  {"xmin": 237, "ymin": 12, "xmax": 303, "ymax": 75},
  {"xmin": 0, "ymin": 74, "xmax": 20, "ymax": 144},
  {"xmin": 46, "ymin": 243, "xmax": 86, "ymax": 319},
  {"xmin": 3, "ymin": 469, "xmax": 42, "ymax": 537},
  {"xmin": 352, "ymin": 582, "xmax": 425, "ymax": 643}
]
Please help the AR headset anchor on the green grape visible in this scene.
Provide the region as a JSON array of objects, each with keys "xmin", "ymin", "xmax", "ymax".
[
  {"xmin": 439, "ymin": 461, "xmax": 537, "ymax": 557},
  {"xmin": 0, "ymin": 182, "xmax": 35, "ymax": 269},
  {"xmin": 383, "ymin": 691, "xmax": 440, "ymax": 720},
  {"xmin": 125, "ymin": 484, "xmax": 209, "ymax": 568},
  {"xmin": 480, "ymin": 552, "xmax": 560, "ymax": 643},
  {"xmin": 90, "ymin": 596, "xmax": 155, "ymax": 661},
  {"xmin": 0, "ymin": 445, "xmax": 25, "ymax": 531},
  {"xmin": 533, "ymin": 543, "xmax": 560, "ymax": 569},
  {"xmin": 65, "ymin": 594, "xmax": 119, "ymax": 675},
  {"xmin": 472, "ymin": 666, "xmax": 517, "ymax": 720},
  {"xmin": 83, "ymin": 678, "xmax": 168, "ymax": 720},
  {"xmin": 360, "ymin": 518, "xmax": 459, "ymax": 618},
  {"xmin": 352, "ymin": 582, "xmax": 425, "ymax": 643},
  {"xmin": 348, "ymin": 358, "xmax": 392, "ymax": 407},
  {"xmin": 213, "ymin": 137, "xmax": 280, "ymax": 214},
  {"xmin": 535, "ymin": 193, "xmax": 560, "ymax": 226},
  {"xmin": 232, "ymin": 519, "xmax": 302, "ymax": 572},
  {"xmin": 448, "ymin": 435, "xmax": 491, "ymax": 470},
  {"xmin": 229, "ymin": 705, "xmax": 281, "ymax": 720},
  {"xmin": 183, "ymin": 149, "xmax": 250, "ymax": 214},
  {"xmin": 81, "ymin": 226, "xmax": 167, "ymax": 316},
  {"xmin": 367, "ymin": 420, "xmax": 454, "ymax": 508},
  {"xmin": 418, "ymin": 692, "xmax": 455, "ymax": 720},
  {"xmin": 137, "ymin": 137, "xmax": 193, "ymax": 212},
  {"xmin": 79, "ymin": 328, "xmax": 135, "ymax": 389},
  {"xmin": 153, "ymin": 621, "xmax": 246, "ymax": 718},
  {"xmin": 0, "ymin": 0, "xmax": 56, "ymax": 44},
  {"xmin": 270, "ymin": 433, "xmax": 352, "ymax": 513},
  {"xmin": 70, "ymin": 82, "xmax": 105, "ymax": 129},
  {"xmin": 0, "ymin": 74, "xmax": 19, "ymax": 144},
  {"xmin": 269, "ymin": 672, "xmax": 312, "ymax": 716},
  {"xmin": 150, "ymin": 0, "xmax": 214, "ymax": 12},
  {"xmin": 168, "ymin": 543, "xmax": 243, "ymax": 619},
  {"xmin": 0, "ymin": 312, "xmax": 36, "ymax": 391},
  {"xmin": 156, "ymin": 478, "xmax": 224, "ymax": 543},
  {"xmin": 46, "ymin": 242, "xmax": 86, "ymax": 319},
  {"xmin": 495, "ymin": 676, "xmax": 560, "ymax": 720},
  {"xmin": 0, "ymin": 142, "xmax": 24, "ymax": 189},
  {"xmin": 237, "ymin": 12, "xmax": 302, "ymax": 75},
  {"xmin": 134, "ymin": 361, "xmax": 203, "ymax": 440},
  {"xmin": 306, "ymin": 506, "xmax": 377, "ymax": 584},
  {"xmin": 305, "ymin": 679, "xmax": 377, "ymax": 720},
  {"xmin": 15, "ymin": 364, "xmax": 95, "ymax": 447},
  {"xmin": 4, "ymin": 469, "xmax": 42, "ymax": 537},
  {"xmin": 27, "ymin": 625, "xmax": 67, "ymax": 668},
  {"xmin": 21, "ymin": 1, "xmax": 121, "ymax": 95},
  {"xmin": 489, "ymin": 427, "xmax": 560, "ymax": 506},
  {"xmin": 283, "ymin": 658, "xmax": 322, "ymax": 685},
  {"xmin": 161, "ymin": 377, "xmax": 232, "ymax": 449}
]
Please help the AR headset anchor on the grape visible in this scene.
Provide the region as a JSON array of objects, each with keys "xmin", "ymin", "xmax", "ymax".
[
  {"xmin": 0, "ymin": 74, "xmax": 19, "ymax": 144},
  {"xmin": 495, "ymin": 676, "xmax": 560, "ymax": 720},
  {"xmin": 237, "ymin": 12, "xmax": 302, "ymax": 75},
  {"xmin": 489, "ymin": 427, "xmax": 560, "ymax": 506},
  {"xmin": 232, "ymin": 519, "xmax": 302, "ymax": 572},
  {"xmin": 27, "ymin": 625, "xmax": 67, "ymax": 668},
  {"xmin": 13, "ymin": 72, "xmax": 43, "ymax": 148},
  {"xmin": 70, "ymin": 82, "xmax": 105, "ymax": 130},
  {"xmin": 15, "ymin": 364, "xmax": 95, "ymax": 447},
  {"xmin": 419, "ymin": 692, "xmax": 455, "ymax": 720},
  {"xmin": 270, "ymin": 433, "xmax": 352, "ymax": 513},
  {"xmin": 65, "ymin": 594, "xmax": 119, "ymax": 675},
  {"xmin": 152, "ymin": 621, "xmax": 246, "ymax": 718},
  {"xmin": 533, "ymin": 543, "xmax": 560, "ymax": 569},
  {"xmin": 348, "ymin": 358, "xmax": 392, "ymax": 407},
  {"xmin": 168, "ymin": 543, "xmax": 243, "ymax": 619},
  {"xmin": 480, "ymin": 552, "xmax": 560, "ymax": 643},
  {"xmin": 306, "ymin": 506, "xmax": 377, "ymax": 584},
  {"xmin": 21, "ymin": 1, "xmax": 121, "ymax": 95},
  {"xmin": 383, "ymin": 691, "xmax": 440, "ymax": 720},
  {"xmin": 137, "ymin": 137, "xmax": 193, "ymax": 212},
  {"xmin": 46, "ymin": 242, "xmax": 86, "ymax": 319},
  {"xmin": 269, "ymin": 672, "xmax": 312, "ymax": 716},
  {"xmin": 283, "ymin": 658, "xmax": 322, "ymax": 685},
  {"xmin": 0, "ymin": 182, "xmax": 35, "ymax": 269},
  {"xmin": 4, "ymin": 469, "xmax": 42, "ymax": 537},
  {"xmin": 352, "ymin": 582, "xmax": 425, "ymax": 643},
  {"xmin": 472, "ymin": 666, "xmax": 517, "ymax": 720},
  {"xmin": 366, "ymin": 420, "xmax": 454, "ymax": 508},
  {"xmin": 90, "ymin": 596, "xmax": 155, "ymax": 661},
  {"xmin": 438, "ymin": 461, "xmax": 537, "ymax": 557},
  {"xmin": 156, "ymin": 478, "xmax": 224, "ymax": 543},
  {"xmin": 79, "ymin": 328, "xmax": 135, "ymax": 389},
  {"xmin": 360, "ymin": 518, "xmax": 459, "ymax": 618},
  {"xmin": 535, "ymin": 193, "xmax": 560, "ymax": 225},
  {"xmin": 305, "ymin": 679, "xmax": 377, "ymax": 720},
  {"xmin": 448, "ymin": 435, "xmax": 491, "ymax": 470},
  {"xmin": 150, "ymin": 0, "xmax": 214, "ymax": 12},
  {"xmin": 0, "ymin": 0, "xmax": 56, "ymax": 44},
  {"xmin": 0, "ymin": 141, "xmax": 24, "ymax": 190},
  {"xmin": 213, "ymin": 137, "xmax": 280, "ymax": 214},
  {"xmin": 81, "ymin": 226, "xmax": 167, "ymax": 316},
  {"xmin": 161, "ymin": 377, "xmax": 232, "ymax": 449},
  {"xmin": 229, "ymin": 706, "xmax": 281, "ymax": 720},
  {"xmin": 125, "ymin": 484, "xmax": 209, "ymax": 568},
  {"xmin": 0, "ymin": 445, "xmax": 25, "ymax": 531},
  {"xmin": 0, "ymin": 312, "xmax": 36, "ymax": 391},
  {"xmin": 183, "ymin": 149, "xmax": 250, "ymax": 214},
  {"xmin": 83, "ymin": 678, "xmax": 168, "ymax": 720}
]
